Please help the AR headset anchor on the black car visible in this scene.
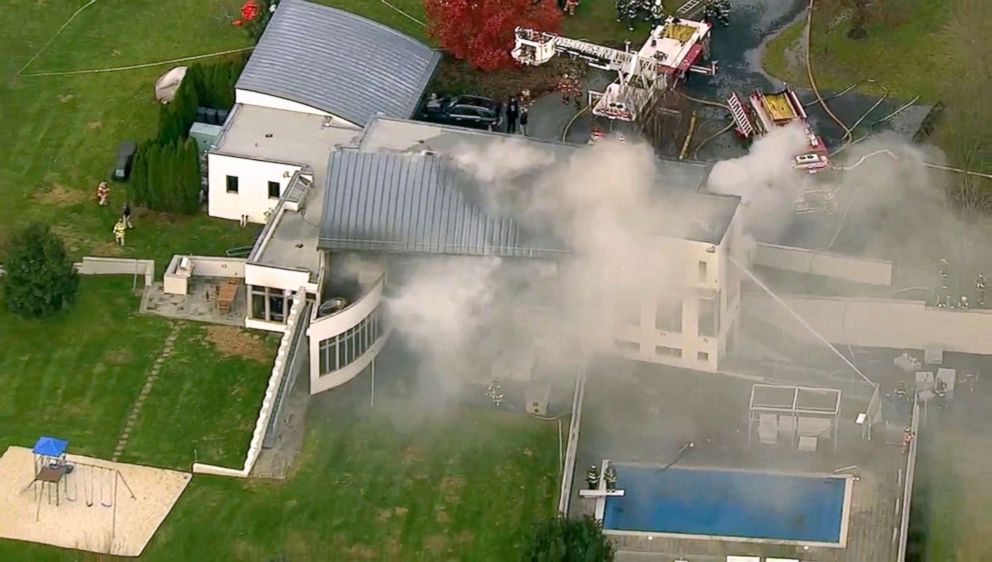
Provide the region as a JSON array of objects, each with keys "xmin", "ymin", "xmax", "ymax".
[
  {"xmin": 420, "ymin": 95, "xmax": 502, "ymax": 130},
  {"xmin": 112, "ymin": 141, "xmax": 138, "ymax": 181}
]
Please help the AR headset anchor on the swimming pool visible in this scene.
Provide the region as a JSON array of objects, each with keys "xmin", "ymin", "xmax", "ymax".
[{"xmin": 602, "ymin": 465, "xmax": 849, "ymax": 545}]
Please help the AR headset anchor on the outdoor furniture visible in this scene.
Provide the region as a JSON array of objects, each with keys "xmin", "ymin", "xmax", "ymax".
[{"xmin": 216, "ymin": 282, "xmax": 239, "ymax": 314}]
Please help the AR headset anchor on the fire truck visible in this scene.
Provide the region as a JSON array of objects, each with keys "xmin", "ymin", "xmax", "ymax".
[
  {"xmin": 512, "ymin": 16, "xmax": 718, "ymax": 123},
  {"xmin": 727, "ymin": 87, "xmax": 831, "ymax": 174}
]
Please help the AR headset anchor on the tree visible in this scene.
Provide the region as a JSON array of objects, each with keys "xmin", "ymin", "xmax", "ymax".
[
  {"xmin": 129, "ymin": 144, "xmax": 148, "ymax": 206},
  {"xmin": 2, "ymin": 223, "xmax": 79, "ymax": 318},
  {"xmin": 523, "ymin": 516, "xmax": 615, "ymax": 562},
  {"xmin": 425, "ymin": 0, "xmax": 563, "ymax": 71}
]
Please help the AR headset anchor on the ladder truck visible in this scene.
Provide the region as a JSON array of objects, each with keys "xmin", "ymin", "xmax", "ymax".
[
  {"xmin": 727, "ymin": 87, "xmax": 837, "ymax": 214},
  {"xmin": 512, "ymin": 16, "xmax": 717, "ymax": 123}
]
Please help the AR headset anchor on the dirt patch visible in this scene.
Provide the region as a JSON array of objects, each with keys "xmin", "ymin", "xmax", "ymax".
[
  {"xmin": 423, "ymin": 535, "xmax": 448, "ymax": 553},
  {"xmin": 522, "ymin": 447, "xmax": 533, "ymax": 457},
  {"xmin": 203, "ymin": 325, "xmax": 272, "ymax": 363},
  {"xmin": 457, "ymin": 530, "xmax": 474, "ymax": 544},
  {"xmin": 57, "ymin": 93, "xmax": 74, "ymax": 103},
  {"xmin": 104, "ymin": 347, "xmax": 135, "ymax": 365},
  {"xmin": 111, "ymin": 49, "xmax": 121, "ymax": 57},
  {"xmin": 439, "ymin": 475, "xmax": 466, "ymax": 503},
  {"xmin": 393, "ymin": 506, "xmax": 409, "ymax": 517},
  {"xmin": 432, "ymin": 56, "xmax": 587, "ymax": 101},
  {"xmin": 33, "ymin": 183, "xmax": 88, "ymax": 207},
  {"xmin": 401, "ymin": 445, "xmax": 424, "ymax": 465},
  {"xmin": 376, "ymin": 508, "xmax": 393, "ymax": 522},
  {"xmin": 87, "ymin": 121, "xmax": 103, "ymax": 130},
  {"xmin": 435, "ymin": 507, "xmax": 450, "ymax": 524},
  {"xmin": 347, "ymin": 544, "xmax": 378, "ymax": 559}
]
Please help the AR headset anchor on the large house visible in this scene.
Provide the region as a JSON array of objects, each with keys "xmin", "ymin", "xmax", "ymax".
[{"xmin": 204, "ymin": 0, "xmax": 746, "ymax": 396}]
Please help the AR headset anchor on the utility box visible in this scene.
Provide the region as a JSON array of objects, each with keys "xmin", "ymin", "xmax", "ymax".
[
  {"xmin": 189, "ymin": 122, "xmax": 224, "ymax": 156},
  {"xmin": 525, "ymin": 382, "xmax": 551, "ymax": 416}
]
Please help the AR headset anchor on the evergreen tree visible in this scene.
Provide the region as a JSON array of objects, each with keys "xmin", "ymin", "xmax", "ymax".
[
  {"xmin": 523, "ymin": 516, "xmax": 615, "ymax": 562},
  {"xmin": 182, "ymin": 138, "xmax": 202, "ymax": 214},
  {"xmin": 144, "ymin": 143, "xmax": 162, "ymax": 210},
  {"xmin": 2, "ymin": 223, "xmax": 79, "ymax": 318},
  {"xmin": 128, "ymin": 144, "xmax": 148, "ymax": 206}
]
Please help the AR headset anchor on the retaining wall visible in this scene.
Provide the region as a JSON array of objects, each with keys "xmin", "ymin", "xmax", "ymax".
[
  {"xmin": 192, "ymin": 288, "xmax": 307, "ymax": 478},
  {"xmin": 74, "ymin": 257, "xmax": 154, "ymax": 286}
]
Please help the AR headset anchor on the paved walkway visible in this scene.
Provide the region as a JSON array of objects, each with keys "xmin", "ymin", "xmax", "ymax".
[{"xmin": 112, "ymin": 323, "xmax": 182, "ymax": 462}]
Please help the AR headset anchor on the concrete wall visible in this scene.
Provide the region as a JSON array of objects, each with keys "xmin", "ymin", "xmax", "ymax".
[
  {"xmin": 192, "ymin": 289, "xmax": 308, "ymax": 478},
  {"xmin": 74, "ymin": 257, "xmax": 154, "ymax": 286},
  {"xmin": 559, "ymin": 367, "xmax": 586, "ymax": 515},
  {"xmin": 234, "ymin": 90, "xmax": 358, "ymax": 129},
  {"xmin": 207, "ymin": 154, "xmax": 301, "ymax": 224},
  {"xmin": 743, "ymin": 293, "xmax": 992, "ymax": 354},
  {"xmin": 307, "ymin": 276, "xmax": 386, "ymax": 395},
  {"xmin": 754, "ymin": 243, "xmax": 893, "ymax": 286},
  {"xmin": 186, "ymin": 256, "xmax": 245, "ymax": 278}
]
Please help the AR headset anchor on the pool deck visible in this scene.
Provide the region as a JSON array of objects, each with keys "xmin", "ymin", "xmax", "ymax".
[{"xmin": 572, "ymin": 358, "xmax": 911, "ymax": 562}]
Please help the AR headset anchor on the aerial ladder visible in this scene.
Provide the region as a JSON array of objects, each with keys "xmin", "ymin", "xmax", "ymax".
[{"xmin": 512, "ymin": 16, "xmax": 717, "ymax": 122}]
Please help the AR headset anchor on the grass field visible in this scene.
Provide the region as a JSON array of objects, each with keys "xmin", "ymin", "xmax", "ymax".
[
  {"xmin": 1, "ymin": 402, "xmax": 560, "ymax": 561},
  {"xmin": 0, "ymin": 276, "xmax": 275, "ymax": 467},
  {"xmin": 762, "ymin": 1, "xmax": 951, "ymax": 101}
]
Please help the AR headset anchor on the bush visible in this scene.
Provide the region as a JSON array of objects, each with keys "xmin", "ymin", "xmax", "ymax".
[
  {"xmin": 2, "ymin": 223, "xmax": 79, "ymax": 319},
  {"xmin": 523, "ymin": 515, "xmax": 615, "ymax": 562}
]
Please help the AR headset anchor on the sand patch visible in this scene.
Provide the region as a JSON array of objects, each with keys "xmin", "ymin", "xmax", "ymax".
[
  {"xmin": 0, "ymin": 446, "xmax": 191, "ymax": 556},
  {"xmin": 58, "ymin": 93, "xmax": 74, "ymax": 103},
  {"xmin": 203, "ymin": 325, "xmax": 271, "ymax": 362},
  {"xmin": 33, "ymin": 183, "xmax": 88, "ymax": 206},
  {"xmin": 87, "ymin": 121, "xmax": 103, "ymax": 130}
]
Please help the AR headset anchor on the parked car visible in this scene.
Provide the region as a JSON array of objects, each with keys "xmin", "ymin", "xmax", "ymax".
[
  {"xmin": 420, "ymin": 95, "xmax": 502, "ymax": 130},
  {"xmin": 112, "ymin": 141, "xmax": 138, "ymax": 181}
]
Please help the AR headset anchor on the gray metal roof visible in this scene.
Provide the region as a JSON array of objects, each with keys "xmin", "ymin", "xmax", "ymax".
[
  {"xmin": 236, "ymin": 0, "xmax": 441, "ymax": 126},
  {"xmin": 319, "ymin": 150, "xmax": 568, "ymax": 258}
]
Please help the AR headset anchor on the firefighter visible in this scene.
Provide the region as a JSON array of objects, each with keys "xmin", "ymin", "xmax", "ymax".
[
  {"xmin": 586, "ymin": 464, "xmax": 600, "ymax": 489},
  {"xmin": 960, "ymin": 295, "xmax": 970, "ymax": 310},
  {"xmin": 977, "ymin": 273, "xmax": 986, "ymax": 307},
  {"xmin": 604, "ymin": 464, "xmax": 618, "ymax": 490},
  {"xmin": 649, "ymin": 0, "xmax": 665, "ymax": 26},
  {"xmin": 624, "ymin": 0, "xmax": 640, "ymax": 31},
  {"xmin": 564, "ymin": 0, "xmax": 579, "ymax": 16},
  {"xmin": 939, "ymin": 258, "xmax": 949, "ymax": 290},
  {"xmin": 96, "ymin": 181, "xmax": 110, "ymax": 206},
  {"xmin": 615, "ymin": 0, "xmax": 626, "ymax": 22},
  {"xmin": 557, "ymin": 73, "xmax": 582, "ymax": 109},
  {"xmin": 113, "ymin": 219, "xmax": 127, "ymax": 246},
  {"xmin": 901, "ymin": 427, "xmax": 914, "ymax": 453}
]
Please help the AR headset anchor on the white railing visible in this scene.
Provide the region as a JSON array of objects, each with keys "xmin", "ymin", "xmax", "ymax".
[
  {"xmin": 558, "ymin": 364, "xmax": 588, "ymax": 515},
  {"xmin": 896, "ymin": 397, "xmax": 922, "ymax": 562},
  {"xmin": 192, "ymin": 288, "xmax": 307, "ymax": 478}
]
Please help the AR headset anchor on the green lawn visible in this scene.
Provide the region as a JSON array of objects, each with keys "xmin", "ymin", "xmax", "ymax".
[
  {"xmin": 122, "ymin": 323, "xmax": 278, "ymax": 469},
  {"xmin": 0, "ymin": 276, "xmax": 274, "ymax": 467},
  {"xmin": 0, "ymin": 407, "xmax": 560, "ymax": 561},
  {"xmin": 762, "ymin": 1, "xmax": 952, "ymax": 101}
]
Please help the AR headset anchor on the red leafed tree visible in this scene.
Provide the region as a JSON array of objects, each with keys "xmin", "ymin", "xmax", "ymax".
[{"xmin": 425, "ymin": 0, "xmax": 563, "ymax": 70}]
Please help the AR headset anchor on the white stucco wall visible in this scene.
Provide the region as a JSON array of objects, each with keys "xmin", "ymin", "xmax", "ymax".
[
  {"xmin": 207, "ymin": 154, "xmax": 301, "ymax": 223},
  {"xmin": 743, "ymin": 293, "xmax": 992, "ymax": 354},
  {"xmin": 307, "ymin": 277, "xmax": 386, "ymax": 395},
  {"xmin": 753, "ymin": 243, "xmax": 893, "ymax": 286},
  {"xmin": 234, "ymin": 90, "xmax": 359, "ymax": 129},
  {"xmin": 245, "ymin": 263, "xmax": 313, "ymax": 293}
]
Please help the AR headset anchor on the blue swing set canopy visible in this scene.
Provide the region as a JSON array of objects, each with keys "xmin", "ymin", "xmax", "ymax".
[{"xmin": 32, "ymin": 436, "xmax": 68, "ymax": 457}]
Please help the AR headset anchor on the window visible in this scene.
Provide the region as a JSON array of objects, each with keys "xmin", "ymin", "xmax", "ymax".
[
  {"xmin": 268, "ymin": 181, "xmax": 281, "ymax": 199},
  {"xmin": 698, "ymin": 298, "xmax": 718, "ymax": 338},
  {"xmin": 655, "ymin": 297, "xmax": 682, "ymax": 333},
  {"xmin": 319, "ymin": 306, "xmax": 383, "ymax": 375},
  {"xmin": 226, "ymin": 175, "xmax": 239, "ymax": 193},
  {"xmin": 697, "ymin": 260, "xmax": 708, "ymax": 283},
  {"xmin": 250, "ymin": 285, "xmax": 291, "ymax": 323},
  {"xmin": 697, "ymin": 351, "xmax": 710, "ymax": 362},
  {"xmin": 655, "ymin": 346, "xmax": 682, "ymax": 358}
]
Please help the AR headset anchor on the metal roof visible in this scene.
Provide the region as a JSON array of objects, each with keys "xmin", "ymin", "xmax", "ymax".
[
  {"xmin": 236, "ymin": 0, "xmax": 441, "ymax": 126},
  {"xmin": 319, "ymin": 150, "xmax": 568, "ymax": 258}
]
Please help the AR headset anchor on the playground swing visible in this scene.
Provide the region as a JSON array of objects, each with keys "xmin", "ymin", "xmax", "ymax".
[{"xmin": 100, "ymin": 467, "xmax": 113, "ymax": 508}]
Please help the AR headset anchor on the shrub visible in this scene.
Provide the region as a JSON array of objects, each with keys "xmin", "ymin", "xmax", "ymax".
[{"xmin": 2, "ymin": 223, "xmax": 79, "ymax": 319}]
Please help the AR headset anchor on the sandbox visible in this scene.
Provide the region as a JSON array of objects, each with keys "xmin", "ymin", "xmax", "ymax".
[{"xmin": 0, "ymin": 446, "xmax": 191, "ymax": 556}]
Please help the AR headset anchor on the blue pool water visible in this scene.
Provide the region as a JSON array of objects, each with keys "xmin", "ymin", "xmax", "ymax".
[{"xmin": 603, "ymin": 466, "xmax": 846, "ymax": 543}]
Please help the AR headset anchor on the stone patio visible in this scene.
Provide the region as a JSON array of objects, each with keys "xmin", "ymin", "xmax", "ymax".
[{"xmin": 139, "ymin": 278, "xmax": 246, "ymax": 326}]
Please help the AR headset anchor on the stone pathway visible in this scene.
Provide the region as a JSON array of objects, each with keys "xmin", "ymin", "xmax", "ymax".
[{"xmin": 112, "ymin": 323, "xmax": 182, "ymax": 462}]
